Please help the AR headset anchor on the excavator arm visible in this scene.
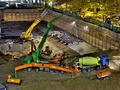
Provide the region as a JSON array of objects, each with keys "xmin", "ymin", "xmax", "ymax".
[
  {"xmin": 21, "ymin": 8, "xmax": 48, "ymax": 39},
  {"xmin": 21, "ymin": 19, "xmax": 41, "ymax": 39}
]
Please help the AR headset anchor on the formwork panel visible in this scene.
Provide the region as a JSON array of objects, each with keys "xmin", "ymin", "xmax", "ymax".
[{"xmin": 3, "ymin": 9, "xmax": 40, "ymax": 21}]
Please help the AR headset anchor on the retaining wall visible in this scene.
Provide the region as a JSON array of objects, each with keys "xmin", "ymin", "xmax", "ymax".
[
  {"xmin": 3, "ymin": 9, "xmax": 40, "ymax": 21},
  {"xmin": 42, "ymin": 10, "xmax": 120, "ymax": 51},
  {"xmin": 2, "ymin": 9, "xmax": 120, "ymax": 51}
]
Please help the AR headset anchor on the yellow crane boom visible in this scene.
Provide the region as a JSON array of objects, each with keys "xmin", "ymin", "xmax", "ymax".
[
  {"xmin": 21, "ymin": 19, "xmax": 41, "ymax": 39},
  {"xmin": 21, "ymin": 8, "xmax": 48, "ymax": 39}
]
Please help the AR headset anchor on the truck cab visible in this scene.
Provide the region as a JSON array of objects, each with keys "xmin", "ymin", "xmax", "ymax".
[{"xmin": 100, "ymin": 55, "xmax": 109, "ymax": 67}]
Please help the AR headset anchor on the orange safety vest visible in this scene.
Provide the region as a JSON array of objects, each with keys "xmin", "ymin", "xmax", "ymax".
[{"xmin": 74, "ymin": 66, "xmax": 81, "ymax": 77}]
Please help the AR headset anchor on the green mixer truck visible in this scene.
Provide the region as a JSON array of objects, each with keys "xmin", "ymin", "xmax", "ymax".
[{"xmin": 75, "ymin": 55, "xmax": 109, "ymax": 72}]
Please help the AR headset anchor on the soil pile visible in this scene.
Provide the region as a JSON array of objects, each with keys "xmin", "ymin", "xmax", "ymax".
[{"xmin": 0, "ymin": 51, "xmax": 12, "ymax": 65}]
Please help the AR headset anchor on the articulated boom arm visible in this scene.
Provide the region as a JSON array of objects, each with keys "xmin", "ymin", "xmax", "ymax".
[
  {"xmin": 21, "ymin": 19, "xmax": 41, "ymax": 39},
  {"xmin": 24, "ymin": 15, "xmax": 63, "ymax": 63},
  {"xmin": 21, "ymin": 8, "xmax": 49, "ymax": 39}
]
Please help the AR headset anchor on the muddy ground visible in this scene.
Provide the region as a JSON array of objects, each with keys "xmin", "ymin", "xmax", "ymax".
[
  {"xmin": 0, "ymin": 21, "xmax": 120, "ymax": 90},
  {"xmin": 0, "ymin": 54, "xmax": 120, "ymax": 90}
]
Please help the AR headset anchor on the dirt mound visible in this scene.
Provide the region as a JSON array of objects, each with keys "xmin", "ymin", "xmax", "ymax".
[{"xmin": 0, "ymin": 51, "xmax": 13, "ymax": 65}]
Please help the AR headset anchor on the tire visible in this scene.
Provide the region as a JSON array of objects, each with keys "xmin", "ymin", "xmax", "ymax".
[
  {"xmin": 104, "ymin": 76, "xmax": 109, "ymax": 80},
  {"xmin": 96, "ymin": 66, "xmax": 100, "ymax": 70},
  {"xmin": 82, "ymin": 69, "xmax": 86, "ymax": 73},
  {"xmin": 35, "ymin": 68, "xmax": 39, "ymax": 72},
  {"xmin": 39, "ymin": 68, "xmax": 45, "ymax": 71},
  {"xmin": 87, "ymin": 68, "xmax": 91, "ymax": 72},
  {"xmin": 55, "ymin": 70, "xmax": 59, "ymax": 73},
  {"xmin": 61, "ymin": 71, "xmax": 64, "ymax": 74},
  {"xmin": 102, "ymin": 66, "xmax": 107, "ymax": 69},
  {"xmin": 49, "ymin": 69, "xmax": 54, "ymax": 73},
  {"xmin": 27, "ymin": 68, "xmax": 32, "ymax": 72},
  {"xmin": 99, "ymin": 78, "xmax": 103, "ymax": 80}
]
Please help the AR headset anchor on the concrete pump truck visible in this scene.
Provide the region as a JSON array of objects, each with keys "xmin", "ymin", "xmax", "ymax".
[{"xmin": 14, "ymin": 15, "xmax": 73, "ymax": 78}]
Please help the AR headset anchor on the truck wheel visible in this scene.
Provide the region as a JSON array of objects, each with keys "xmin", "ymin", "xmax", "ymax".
[
  {"xmin": 82, "ymin": 69, "xmax": 86, "ymax": 73},
  {"xmin": 39, "ymin": 67, "xmax": 45, "ymax": 71},
  {"xmin": 61, "ymin": 71, "xmax": 64, "ymax": 74},
  {"xmin": 55, "ymin": 70, "xmax": 59, "ymax": 73},
  {"xmin": 102, "ymin": 66, "xmax": 107, "ymax": 69},
  {"xmin": 103, "ymin": 76, "xmax": 109, "ymax": 80},
  {"xmin": 98, "ymin": 78, "xmax": 103, "ymax": 80},
  {"xmin": 96, "ymin": 66, "xmax": 100, "ymax": 70},
  {"xmin": 35, "ymin": 68, "xmax": 39, "ymax": 72},
  {"xmin": 49, "ymin": 69, "xmax": 54, "ymax": 73},
  {"xmin": 27, "ymin": 68, "xmax": 32, "ymax": 72},
  {"xmin": 87, "ymin": 68, "xmax": 91, "ymax": 72}
]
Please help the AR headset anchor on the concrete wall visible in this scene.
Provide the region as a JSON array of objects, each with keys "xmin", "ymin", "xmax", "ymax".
[
  {"xmin": 2, "ymin": 9, "xmax": 120, "ymax": 51},
  {"xmin": 3, "ymin": 9, "xmax": 40, "ymax": 21},
  {"xmin": 42, "ymin": 10, "xmax": 120, "ymax": 51}
]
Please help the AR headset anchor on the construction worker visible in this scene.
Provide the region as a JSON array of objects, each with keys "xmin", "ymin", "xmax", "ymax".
[
  {"xmin": 106, "ymin": 16, "xmax": 111, "ymax": 24},
  {"xmin": 103, "ymin": 15, "xmax": 107, "ymax": 23},
  {"xmin": 74, "ymin": 66, "xmax": 81, "ymax": 77},
  {"xmin": 65, "ymin": 56, "xmax": 69, "ymax": 68}
]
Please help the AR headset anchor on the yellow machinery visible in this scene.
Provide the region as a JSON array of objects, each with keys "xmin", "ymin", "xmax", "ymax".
[
  {"xmin": 6, "ymin": 74, "xmax": 22, "ymax": 85},
  {"xmin": 21, "ymin": 8, "xmax": 48, "ymax": 39},
  {"xmin": 21, "ymin": 19, "xmax": 41, "ymax": 39}
]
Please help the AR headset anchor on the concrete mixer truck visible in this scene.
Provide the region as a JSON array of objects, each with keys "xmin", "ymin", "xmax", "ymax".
[{"xmin": 75, "ymin": 55, "xmax": 109, "ymax": 72}]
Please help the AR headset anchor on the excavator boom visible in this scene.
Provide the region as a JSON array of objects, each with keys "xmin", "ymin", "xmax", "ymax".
[
  {"xmin": 21, "ymin": 19, "xmax": 41, "ymax": 39},
  {"xmin": 20, "ymin": 8, "xmax": 49, "ymax": 39}
]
